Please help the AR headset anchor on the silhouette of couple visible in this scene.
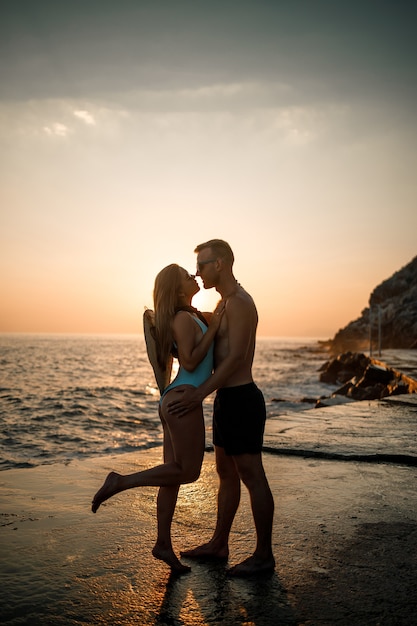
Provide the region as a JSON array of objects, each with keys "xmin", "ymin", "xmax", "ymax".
[{"xmin": 92, "ymin": 239, "xmax": 275, "ymax": 577}]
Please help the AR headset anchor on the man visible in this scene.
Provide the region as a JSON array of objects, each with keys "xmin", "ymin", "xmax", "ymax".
[{"xmin": 168, "ymin": 239, "xmax": 275, "ymax": 577}]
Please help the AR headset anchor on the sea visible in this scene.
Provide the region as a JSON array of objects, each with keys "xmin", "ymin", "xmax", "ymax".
[{"xmin": 1, "ymin": 333, "xmax": 416, "ymax": 472}]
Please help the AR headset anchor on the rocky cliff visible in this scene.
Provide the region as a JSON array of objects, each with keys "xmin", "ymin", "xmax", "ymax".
[{"xmin": 328, "ymin": 256, "xmax": 417, "ymax": 354}]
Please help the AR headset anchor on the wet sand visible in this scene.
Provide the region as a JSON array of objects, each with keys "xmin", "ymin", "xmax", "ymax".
[{"xmin": 1, "ymin": 437, "xmax": 417, "ymax": 625}]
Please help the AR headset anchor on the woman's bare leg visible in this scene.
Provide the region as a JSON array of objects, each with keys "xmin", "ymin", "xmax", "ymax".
[
  {"xmin": 152, "ymin": 413, "xmax": 190, "ymax": 573},
  {"xmin": 91, "ymin": 388, "xmax": 205, "ymax": 574},
  {"xmin": 92, "ymin": 390, "xmax": 205, "ymax": 511}
]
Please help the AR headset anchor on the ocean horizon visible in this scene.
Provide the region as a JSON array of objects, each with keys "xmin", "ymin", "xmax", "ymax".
[
  {"xmin": 1, "ymin": 332, "xmax": 416, "ymax": 472},
  {"xmin": 1, "ymin": 333, "xmax": 333, "ymax": 471}
]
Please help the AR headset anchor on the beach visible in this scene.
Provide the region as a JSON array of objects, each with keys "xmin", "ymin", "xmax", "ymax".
[{"xmin": 1, "ymin": 395, "xmax": 417, "ymax": 625}]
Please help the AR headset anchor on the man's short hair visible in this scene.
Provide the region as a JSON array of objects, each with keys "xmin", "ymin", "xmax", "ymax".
[{"xmin": 194, "ymin": 239, "xmax": 234, "ymax": 265}]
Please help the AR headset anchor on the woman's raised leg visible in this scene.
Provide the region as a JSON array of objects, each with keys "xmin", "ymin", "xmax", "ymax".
[{"xmin": 91, "ymin": 389, "xmax": 205, "ymax": 512}]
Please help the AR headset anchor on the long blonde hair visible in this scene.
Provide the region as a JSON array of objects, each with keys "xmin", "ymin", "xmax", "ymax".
[{"xmin": 153, "ymin": 264, "xmax": 184, "ymax": 371}]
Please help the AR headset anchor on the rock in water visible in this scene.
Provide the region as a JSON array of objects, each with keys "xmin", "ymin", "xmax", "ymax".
[{"xmin": 319, "ymin": 351, "xmax": 417, "ymax": 402}]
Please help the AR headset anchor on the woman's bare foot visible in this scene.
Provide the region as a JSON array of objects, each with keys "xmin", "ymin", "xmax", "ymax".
[
  {"xmin": 180, "ymin": 540, "xmax": 229, "ymax": 560},
  {"xmin": 152, "ymin": 544, "xmax": 191, "ymax": 575},
  {"xmin": 227, "ymin": 554, "xmax": 275, "ymax": 578},
  {"xmin": 91, "ymin": 471, "xmax": 121, "ymax": 513}
]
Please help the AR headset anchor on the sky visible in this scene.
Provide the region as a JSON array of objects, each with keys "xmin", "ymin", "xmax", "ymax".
[{"xmin": 1, "ymin": 0, "xmax": 416, "ymax": 338}]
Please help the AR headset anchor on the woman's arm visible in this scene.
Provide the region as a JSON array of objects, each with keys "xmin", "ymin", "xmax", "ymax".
[
  {"xmin": 167, "ymin": 294, "xmax": 255, "ymax": 416},
  {"xmin": 173, "ymin": 303, "xmax": 224, "ymax": 371}
]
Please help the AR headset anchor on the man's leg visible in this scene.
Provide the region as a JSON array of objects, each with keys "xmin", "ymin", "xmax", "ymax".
[
  {"xmin": 228, "ymin": 452, "xmax": 275, "ymax": 576},
  {"xmin": 181, "ymin": 445, "xmax": 240, "ymax": 559}
]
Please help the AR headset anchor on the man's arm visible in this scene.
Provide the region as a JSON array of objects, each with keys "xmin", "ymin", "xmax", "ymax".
[{"xmin": 167, "ymin": 296, "xmax": 253, "ymax": 415}]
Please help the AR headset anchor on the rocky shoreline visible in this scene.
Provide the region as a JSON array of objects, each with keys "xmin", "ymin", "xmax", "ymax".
[
  {"xmin": 326, "ymin": 255, "xmax": 417, "ymax": 354},
  {"xmin": 317, "ymin": 351, "xmax": 417, "ymax": 405}
]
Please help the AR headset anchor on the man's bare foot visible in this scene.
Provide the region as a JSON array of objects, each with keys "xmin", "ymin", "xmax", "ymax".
[
  {"xmin": 227, "ymin": 554, "xmax": 275, "ymax": 578},
  {"xmin": 91, "ymin": 471, "xmax": 120, "ymax": 513},
  {"xmin": 180, "ymin": 541, "xmax": 229, "ymax": 560},
  {"xmin": 152, "ymin": 545, "xmax": 191, "ymax": 575}
]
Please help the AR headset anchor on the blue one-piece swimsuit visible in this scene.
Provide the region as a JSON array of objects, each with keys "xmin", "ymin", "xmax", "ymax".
[{"xmin": 161, "ymin": 315, "xmax": 214, "ymax": 400}]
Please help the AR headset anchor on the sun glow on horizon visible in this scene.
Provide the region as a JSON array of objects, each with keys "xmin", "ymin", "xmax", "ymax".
[{"xmin": 1, "ymin": 3, "xmax": 416, "ymax": 337}]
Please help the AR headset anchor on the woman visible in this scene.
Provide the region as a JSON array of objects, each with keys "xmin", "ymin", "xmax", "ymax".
[{"xmin": 91, "ymin": 264, "xmax": 223, "ymax": 574}]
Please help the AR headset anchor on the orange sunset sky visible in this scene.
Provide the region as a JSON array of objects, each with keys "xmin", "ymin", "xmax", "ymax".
[{"xmin": 1, "ymin": 1, "xmax": 416, "ymax": 338}]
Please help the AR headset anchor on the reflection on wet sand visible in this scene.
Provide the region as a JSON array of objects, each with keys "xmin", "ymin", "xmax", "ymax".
[{"xmin": 156, "ymin": 560, "xmax": 297, "ymax": 625}]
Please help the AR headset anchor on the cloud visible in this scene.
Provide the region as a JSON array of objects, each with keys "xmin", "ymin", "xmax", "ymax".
[
  {"xmin": 73, "ymin": 109, "xmax": 96, "ymax": 125},
  {"xmin": 117, "ymin": 81, "xmax": 296, "ymax": 113},
  {"xmin": 0, "ymin": 99, "xmax": 131, "ymax": 144},
  {"xmin": 43, "ymin": 122, "xmax": 70, "ymax": 137}
]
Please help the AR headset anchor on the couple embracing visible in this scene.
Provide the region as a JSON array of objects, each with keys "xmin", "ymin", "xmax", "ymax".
[{"xmin": 92, "ymin": 239, "xmax": 275, "ymax": 578}]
